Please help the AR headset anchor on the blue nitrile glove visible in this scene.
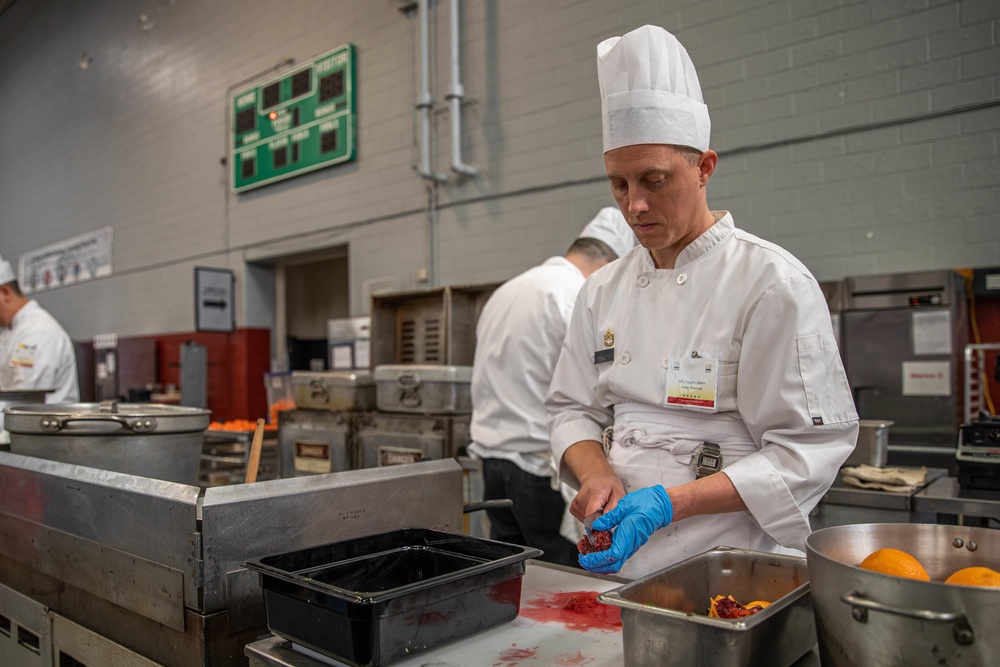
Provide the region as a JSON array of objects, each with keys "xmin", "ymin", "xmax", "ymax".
[{"xmin": 579, "ymin": 485, "xmax": 673, "ymax": 575}]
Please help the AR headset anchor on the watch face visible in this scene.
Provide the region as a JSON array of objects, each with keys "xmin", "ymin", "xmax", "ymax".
[{"xmin": 699, "ymin": 454, "xmax": 720, "ymax": 468}]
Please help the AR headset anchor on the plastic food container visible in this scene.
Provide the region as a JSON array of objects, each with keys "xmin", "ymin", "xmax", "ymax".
[
  {"xmin": 244, "ymin": 528, "xmax": 541, "ymax": 666},
  {"xmin": 599, "ymin": 547, "xmax": 814, "ymax": 667}
]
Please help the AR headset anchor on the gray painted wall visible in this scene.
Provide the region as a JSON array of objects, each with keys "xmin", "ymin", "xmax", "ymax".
[{"xmin": 1, "ymin": 0, "xmax": 998, "ymax": 342}]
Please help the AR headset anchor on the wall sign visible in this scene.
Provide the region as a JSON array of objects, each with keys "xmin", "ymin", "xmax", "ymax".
[
  {"xmin": 18, "ymin": 227, "xmax": 113, "ymax": 294},
  {"xmin": 195, "ymin": 267, "xmax": 235, "ymax": 332},
  {"xmin": 230, "ymin": 44, "xmax": 357, "ymax": 193}
]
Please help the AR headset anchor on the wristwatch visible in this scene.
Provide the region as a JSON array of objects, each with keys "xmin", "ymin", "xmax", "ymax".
[{"xmin": 695, "ymin": 442, "xmax": 723, "ymax": 478}]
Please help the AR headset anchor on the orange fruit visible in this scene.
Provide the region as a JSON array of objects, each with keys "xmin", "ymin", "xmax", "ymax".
[
  {"xmin": 746, "ymin": 600, "xmax": 771, "ymax": 609},
  {"xmin": 858, "ymin": 548, "xmax": 930, "ymax": 581},
  {"xmin": 944, "ymin": 566, "xmax": 1000, "ymax": 588}
]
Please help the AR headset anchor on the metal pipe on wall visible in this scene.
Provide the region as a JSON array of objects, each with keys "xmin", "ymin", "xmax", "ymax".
[
  {"xmin": 417, "ymin": 0, "xmax": 447, "ymax": 183},
  {"xmin": 447, "ymin": 0, "xmax": 476, "ymax": 178}
]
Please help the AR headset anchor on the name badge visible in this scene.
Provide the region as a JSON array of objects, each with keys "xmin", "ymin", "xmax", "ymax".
[
  {"xmin": 594, "ymin": 348, "xmax": 615, "ymax": 364},
  {"xmin": 665, "ymin": 356, "xmax": 719, "ymax": 412},
  {"xmin": 10, "ymin": 343, "xmax": 37, "ymax": 368}
]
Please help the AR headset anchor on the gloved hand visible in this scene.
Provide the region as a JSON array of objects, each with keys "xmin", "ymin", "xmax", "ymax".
[{"xmin": 578, "ymin": 484, "xmax": 673, "ymax": 574}]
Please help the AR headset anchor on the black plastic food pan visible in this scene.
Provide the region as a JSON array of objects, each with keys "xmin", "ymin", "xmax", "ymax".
[{"xmin": 244, "ymin": 527, "xmax": 542, "ymax": 667}]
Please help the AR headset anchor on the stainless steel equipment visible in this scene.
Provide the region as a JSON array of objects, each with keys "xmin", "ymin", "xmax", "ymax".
[
  {"xmin": 374, "ymin": 364, "xmax": 471, "ymax": 415},
  {"xmin": 327, "ymin": 316, "xmax": 370, "ymax": 371},
  {"xmin": 4, "ymin": 401, "xmax": 211, "ymax": 485},
  {"xmin": 0, "ymin": 452, "xmax": 465, "ymax": 666},
  {"xmin": 599, "ymin": 547, "xmax": 814, "ymax": 667},
  {"xmin": 843, "ymin": 419, "xmax": 894, "ymax": 468},
  {"xmin": 202, "ymin": 428, "xmax": 280, "ymax": 487},
  {"xmin": 180, "ymin": 341, "xmax": 207, "ymax": 408},
  {"xmin": 370, "ymin": 283, "xmax": 499, "ymax": 367},
  {"xmin": 278, "ymin": 409, "xmax": 353, "ymax": 476},
  {"xmin": 356, "ymin": 412, "xmax": 470, "ymax": 468},
  {"xmin": 291, "ymin": 370, "xmax": 375, "ymax": 411},
  {"xmin": 806, "ymin": 523, "xmax": 1000, "ymax": 666},
  {"xmin": 0, "ymin": 582, "xmax": 53, "ymax": 666},
  {"xmin": 0, "ymin": 389, "xmax": 51, "ymax": 441},
  {"xmin": 843, "ymin": 270, "xmax": 969, "ymax": 469}
]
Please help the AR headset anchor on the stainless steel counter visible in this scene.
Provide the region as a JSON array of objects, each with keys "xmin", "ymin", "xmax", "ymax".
[
  {"xmin": 246, "ymin": 561, "xmax": 820, "ymax": 667},
  {"xmin": 820, "ymin": 467, "xmax": 948, "ymax": 511},
  {"xmin": 913, "ymin": 476, "xmax": 1000, "ymax": 524}
]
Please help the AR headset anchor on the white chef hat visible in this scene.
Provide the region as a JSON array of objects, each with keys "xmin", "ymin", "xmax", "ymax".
[
  {"xmin": 578, "ymin": 206, "xmax": 637, "ymax": 259},
  {"xmin": 597, "ymin": 25, "xmax": 711, "ymax": 153},
  {"xmin": 0, "ymin": 253, "xmax": 15, "ymax": 285}
]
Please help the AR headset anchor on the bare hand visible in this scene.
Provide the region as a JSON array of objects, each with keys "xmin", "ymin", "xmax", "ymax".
[{"xmin": 563, "ymin": 440, "xmax": 625, "ymax": 519}]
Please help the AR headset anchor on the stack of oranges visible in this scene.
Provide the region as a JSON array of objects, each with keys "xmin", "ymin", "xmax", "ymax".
[{"xmin": 858, "ymin": 547, "xmax": 1000, "ymax": 587}]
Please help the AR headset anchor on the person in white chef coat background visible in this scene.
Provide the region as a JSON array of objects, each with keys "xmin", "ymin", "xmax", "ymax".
[
  {"xmin": 0, "ymin": 252, "xmax": 80, "ymax": 438},
  {"xmin": 546, "ymin": 25, "xmax": 859, "ymax": 579},
  {"xmin": 470, "ymin": 207, "xmax": 637, "ymax": 567}
]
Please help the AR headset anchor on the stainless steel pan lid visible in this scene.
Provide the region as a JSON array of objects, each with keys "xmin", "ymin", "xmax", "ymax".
[{"xmin": 3, "ymin": 401, "xmax": 211, "ymax": 435}]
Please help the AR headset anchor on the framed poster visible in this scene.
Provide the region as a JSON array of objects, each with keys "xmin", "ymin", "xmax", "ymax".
[{"xmin": 195, "ymin": 267, "xmax": 235, "ymax": 332}]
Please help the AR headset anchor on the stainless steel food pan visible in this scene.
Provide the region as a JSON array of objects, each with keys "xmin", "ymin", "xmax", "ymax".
[{"xmin": 599, "ymin": 546, "xmax": 814, "ymax": 667}]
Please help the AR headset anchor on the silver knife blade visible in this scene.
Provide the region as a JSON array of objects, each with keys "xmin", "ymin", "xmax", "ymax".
[{"xmin": 583, "ymin": 510, "xmax": 603, "ymax": 545}]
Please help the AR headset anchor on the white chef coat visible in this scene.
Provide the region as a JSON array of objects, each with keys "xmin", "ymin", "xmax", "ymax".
[
  {"xmin": 470, "ymin": 256, "xmax": 587, "ymax": 477},
  {"xmin": 0, "ymin": 300, "xmax": 80, "ymax": 404},
  {"xmin": 547, "ymin": 212, "xmax": 858, "ymax": 579}
]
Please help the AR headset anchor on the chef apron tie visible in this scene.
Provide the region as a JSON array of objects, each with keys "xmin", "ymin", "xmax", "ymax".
[
  {"xmin": 610, "ymin": 403, "xmax": 760, "ymax": 468},
  {"xmin": 603, "ymin": 403, "xmax": 799, "ymax": 579}
]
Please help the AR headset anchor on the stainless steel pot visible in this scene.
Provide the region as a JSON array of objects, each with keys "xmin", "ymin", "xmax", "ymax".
[
  {"xmin": 0, "ymin": 389, "xmax": 53, "ymax": 443},
  {"xmin": 806, "ymin": 523, "xmax": 1000, "ymax": 666},
  {"xmin": 4, "ymin": 401, "xmax": 211, "ymax": 485}
]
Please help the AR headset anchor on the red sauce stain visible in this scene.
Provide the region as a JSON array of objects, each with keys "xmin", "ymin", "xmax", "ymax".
[
  {"xmin": 417, "ymin": 610, "xmax": 448, "ymax": 624},
  {"xmin": 519, "ymin": 590, "xmax": 622, "ymax": 632},
  {"xmin": 493, "ymin": 645, "xmax": 538, "ymax": 666},
  {"xmin": 556, "ymin": 651, "xmax": 592, "ymax": 665}
]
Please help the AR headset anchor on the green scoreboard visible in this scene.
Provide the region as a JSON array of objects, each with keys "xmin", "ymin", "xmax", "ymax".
[{"xmin": 231, "ymin": 44, "xmax": 357, "ymax": 193}]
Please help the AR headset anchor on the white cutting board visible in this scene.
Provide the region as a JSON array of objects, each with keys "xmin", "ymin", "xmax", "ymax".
[{"xmin": 295, "ymin": 561, "xmax": 626, "ymax": 667}]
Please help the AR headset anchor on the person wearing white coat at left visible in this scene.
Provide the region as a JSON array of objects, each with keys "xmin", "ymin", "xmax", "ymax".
[
  {"xmin": 546, "ymin": 25, "xmax": 858, "ymax": 579},
  {"xmin": 469, "ymin": 207, "xmax": 637, "ymax": 566},
  {"xmin": 0, "ymin": 252, "xmax": 79, "ymax": 421}
]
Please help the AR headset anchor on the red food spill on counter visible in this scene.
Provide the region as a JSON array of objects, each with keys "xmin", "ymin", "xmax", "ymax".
[
  {"xmin": 519, "ymin": 591, "xmax": 621, "ymax": 632},
  {"xmin": 493, "ymin": 645, "xmax": 538, "ymax": 666},
  {"xmin": 556, "ymin": 651, "xmax": 593, "ymax": 665}
]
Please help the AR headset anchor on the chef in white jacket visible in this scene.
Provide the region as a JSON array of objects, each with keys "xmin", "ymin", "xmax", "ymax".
[
  {"xmin": 546, "ymin": 25, "xmax": 858, "ymax": 579},
  {"xmin": 0, "ymin": 252, "xmax": 79, "ymax": 410},
  {"xmin": 470, "ymin": 207, "xmax": 636, "ymax": 566}
]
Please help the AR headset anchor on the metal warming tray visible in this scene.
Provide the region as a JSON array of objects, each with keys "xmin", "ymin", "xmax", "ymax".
[
  {"xmin": 599, "ymin": 547, "xmax": 814, "ymax": 667},
  {"xmin": 374, "ymin": 365, "xmax": 472, "ymax": 415},
  {"xmin": 291, "ymin": 371, "xmax": 376, "ymax": 411},
  {"xmin": 245, "ymin": 528, "xmax": 541, "ymax": 667}
]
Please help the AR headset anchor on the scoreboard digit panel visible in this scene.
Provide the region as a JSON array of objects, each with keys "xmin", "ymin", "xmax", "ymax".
[{"xmin": 231, "ymin": 44, "xmax": 356, "ymax": 193}]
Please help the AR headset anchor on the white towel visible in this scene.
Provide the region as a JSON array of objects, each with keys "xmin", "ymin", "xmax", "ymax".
[{"xmin": 841, "ymin": 465, "xmax": 928, "ymax": 494}]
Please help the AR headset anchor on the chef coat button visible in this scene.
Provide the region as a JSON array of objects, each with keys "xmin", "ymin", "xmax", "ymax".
[
  {"xmin": 637, "ymin": 276, "xmax": 650, "ymax": 288},
  {"xmin": 620, "ymin": 353, "xmax": 631, "ymax": 365},
  {"xmin": 677, "ymin": 273, "xmax": 687, "ymax": 285},
  {"xmin": 662, "ymin": 358, "xmax": 670, "ymax": 368}
]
